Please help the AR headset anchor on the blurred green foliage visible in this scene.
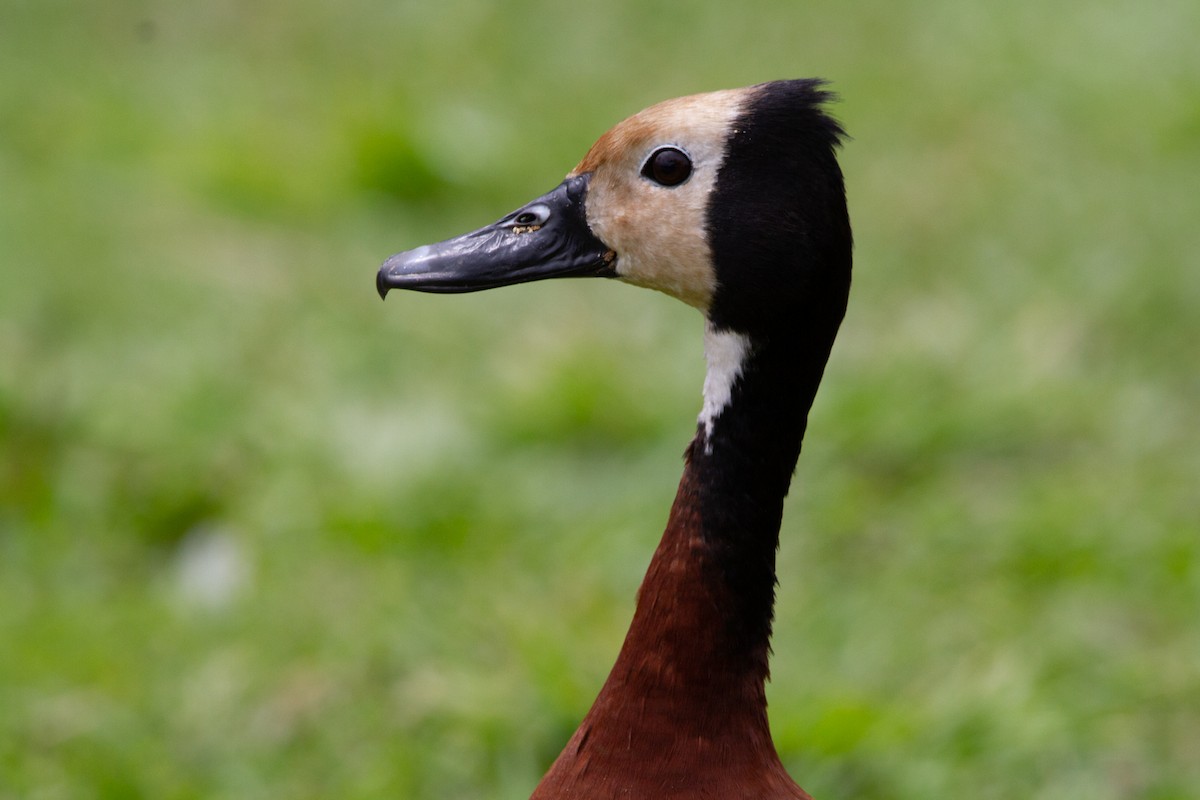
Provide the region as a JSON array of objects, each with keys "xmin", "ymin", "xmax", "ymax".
[{"xmin": 2, "ymin": 0, "xmax": 1198, "ymax": 798}]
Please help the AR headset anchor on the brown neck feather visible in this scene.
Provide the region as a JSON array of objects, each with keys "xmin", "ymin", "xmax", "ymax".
[{"xmin": 532, "ymin": 335, "xmax": 820, "ymax": 799}]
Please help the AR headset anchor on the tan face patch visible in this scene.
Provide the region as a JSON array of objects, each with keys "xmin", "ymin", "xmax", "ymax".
[{"xmin": 568, "ymin": 88, "xmax": 750, "ymax": 312}]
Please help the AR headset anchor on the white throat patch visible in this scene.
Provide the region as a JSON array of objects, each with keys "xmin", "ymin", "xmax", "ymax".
[{"xmin": 699, "ymin": 325, "xmax": 751, "ymax": 447}]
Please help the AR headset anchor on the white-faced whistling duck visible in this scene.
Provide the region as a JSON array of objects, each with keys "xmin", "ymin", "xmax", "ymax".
[{"xmin": 377, "ymin": 79, "xmax": 852, "ymax": 799}]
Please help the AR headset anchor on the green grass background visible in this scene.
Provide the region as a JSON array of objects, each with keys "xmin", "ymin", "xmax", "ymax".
[{"xmin": 2, "ymin": 1, "xmax": 1198, "ymax": 797}]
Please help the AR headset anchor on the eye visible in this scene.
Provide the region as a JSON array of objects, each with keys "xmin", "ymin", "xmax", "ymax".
[{"xmin": 641, "ymin": 146, "xmax": 693, "ymax": 187}]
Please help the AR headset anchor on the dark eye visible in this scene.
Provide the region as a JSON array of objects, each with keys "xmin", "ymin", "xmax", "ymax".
[{"xmin": 641, "ymin": 147, "xmax": 693, "ymax": 187}]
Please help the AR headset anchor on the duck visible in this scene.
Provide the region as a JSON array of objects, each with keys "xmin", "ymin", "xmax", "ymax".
[{"xmin": 377, "ymin": 79, "xmax": 852, "ymax": 800}]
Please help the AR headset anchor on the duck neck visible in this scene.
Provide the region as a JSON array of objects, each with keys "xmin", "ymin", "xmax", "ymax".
[
  {"xmin": 533, "ymin": 322, "xmax": 834, "ymax": 795},
  {"xmin": 661, "ymin": 322, "xmax": 829, "ymax": 686}
]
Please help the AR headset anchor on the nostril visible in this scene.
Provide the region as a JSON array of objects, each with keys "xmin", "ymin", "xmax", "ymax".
[{"xmin": 510, "ymin": 203, "xmax": 551, "ymax": 230}]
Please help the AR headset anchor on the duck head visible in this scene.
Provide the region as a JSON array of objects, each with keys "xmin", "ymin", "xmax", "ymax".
[{"xmin": 377, "ymin": 79, "xmax": 851, "ymax": 337}]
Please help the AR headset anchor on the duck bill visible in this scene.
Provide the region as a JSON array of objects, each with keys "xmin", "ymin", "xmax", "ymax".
[{"xmin": 377, "ymin": 174, "xmax": 616, "ymax": 299}]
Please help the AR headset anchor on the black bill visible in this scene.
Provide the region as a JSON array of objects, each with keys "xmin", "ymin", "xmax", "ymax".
[{"xmin": 377, "ymin": 173, "xmax": 616, "ymax": 299}]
